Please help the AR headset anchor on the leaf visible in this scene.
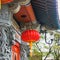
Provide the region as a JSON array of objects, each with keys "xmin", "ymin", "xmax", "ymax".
[
  {"xmin": 52, "ymin": 45, "xmax": 60, "ymax": 49},
  {"xmin": 44, "ymin": 46, "xmax": 49, "ymax": 49}
]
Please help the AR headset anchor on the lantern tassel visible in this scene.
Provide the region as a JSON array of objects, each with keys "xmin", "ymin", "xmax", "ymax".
[
  {"xmin": 0, "ymin": 0, "xmax": 1, "ymax": 9},
  {"xmin": 29, "ymin": 42, "xmax": 33, "ymax": 57}
]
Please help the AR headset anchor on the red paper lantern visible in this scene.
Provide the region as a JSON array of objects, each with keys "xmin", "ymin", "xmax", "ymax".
[
  {"xmin": 2, "ymin": 0, "xmax": 13, "ymax": 4},
  {"xmin": 21, "ymin": 30, "xmax": 40, "ymax": 56},
  {"xmin": 21, "ymin": 30, "xmax": 40, "ymax": 42}
]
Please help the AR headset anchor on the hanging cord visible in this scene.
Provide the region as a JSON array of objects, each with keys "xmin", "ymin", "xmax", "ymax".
[
  {"xmin": 45, "ymin": 30, "xmax": 48, "ymax": 44},
  {"xmin": 44, "ymin": 30, "xmax": 53, "ymax": 60},
  {"xmin": 45, "ymin": 30, "xmax": 53, "ymax": 45}
]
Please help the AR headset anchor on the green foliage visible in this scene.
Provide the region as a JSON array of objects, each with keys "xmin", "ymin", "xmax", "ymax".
[
  {"xmin": 29, "ymin": 55, "xmax": 42, "ymax": 60},
  {"xmin": 41, "ymin": 35, "xmax": 44, "ymax": 39},
  {"xmin": 54, "ymin": 33, "xmax": 60, "ymax": 40},
  {"xmin": 44, "ymin": 45, "xmax": 49, "ymax": 49},
  {"xmin": 33, "ymin": 49, "xmax": 42, "ymax": 56},
  {"xmin": 52, "ymin": 45, "xmax": 60, "ymax": 49},
  {"xmin": 42, "ymin": 52, "xmax": 49, "ymax": 56},
  {"xmin": 29, "ymin": 32, "xmax": 60, "ymax": 60},
  {"xmin": 29, "ymin": 43, "xmax": 42, "ymax": 60},
  {"xmin": 29, "ymin": 49, "xmax": 42, "ymax": 60}
]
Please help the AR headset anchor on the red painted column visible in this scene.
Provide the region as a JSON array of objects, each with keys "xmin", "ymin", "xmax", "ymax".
[{"xmin": 11, "ymin": 42, "xmax": 20, "ymax": 60}]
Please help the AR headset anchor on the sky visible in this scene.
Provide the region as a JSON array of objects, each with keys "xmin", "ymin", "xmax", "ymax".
[
  {"xmin": 57, "ymin": 0, "xmax": 60, "ymax": 29},
  {"xmin": 58, "ymin": 0, "xmax": 60, "ymax": 19}
]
